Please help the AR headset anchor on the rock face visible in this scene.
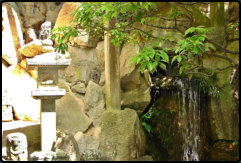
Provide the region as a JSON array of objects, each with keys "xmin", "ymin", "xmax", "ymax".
[
  {"xmin": 46, "ymin": 4, "xmax": 63, "ymax": 27},
  {"xmin": 56, "ymin": 92, "xmax": 92, "ymax": 134},
  {"xmin": 95, "ymin": 41, "xmax": 105, "ymax": 71},
  {"xmin": 54, "ymin": 2, "xmax": 81, "ymax": 28},
  {"xmin": 74, "ymin": 131, "xmax": 100, "ymax": 156},
  {"xmin": 2, "ymin": 3, "xmax": 23, "ymax": 64},
  {"xmin": 210, "ymin": 140, "xmax": 239, "ymax": 161},
  {"xmin": 58, "ymin": 46, "xmax": 98, "ymax": 84},
  {"xmin": 119, "ymin": 41, "xmax": 151, "ymax": 115},
  {"xmin": 120, "ymin": 42, "xmax": 142, "ymax": 92},
  {"xmin": 55, "ymin": 128, "xmax": 101, "ymax": 161},
  {"xmin": 121, "ymin": 76, "xmax": 150, "ymax": 116},
  {"xmin": 228, "ymin": 2, "xmax": 239, "ymax": 22},
  {"xmin": 54, "ymin": 2, "xmax": 100, "ymax": 48},
  {"xmin": 71, "ymin": 82, "xmax": 86, "ymax": 94},
  {"xmin": 84, "ymin": 81, "xmax": 105, "ymax": 127},
  {"xmin": 99, "ymin": 108, "xmax": 146, "ymax": 161},
  {"xmin": 55, "ymin": 131, "xmax": 81, "ymax": 161}
]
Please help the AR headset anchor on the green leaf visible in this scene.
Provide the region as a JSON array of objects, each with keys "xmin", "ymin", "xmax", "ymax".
[
  {"xmin": 206, "ymin": 43, "xmax": 216, "ymax": 51},
  {"xmin": 152, "ymin": 61, "xmax": 158, "ymax": 69},
  {"xmin": 146, "ymin": 124, "xmax": 151, "ymax": 133},
  {"xmin": 157, "ymin": 38, "xmax": 163, "ymax": 43},
  {"xmin": 155, "ymin": 55, "xmax": 160, "ymax": 61},
  {"xmin": 101, "ymin": 5, "xmax": 107, "ymax": 11},
  {"xmin": 171, "ymin": 56, "xmax": 178, "ymax": 64},
  {"xmin": 193, "ymin": 45, "xmax": 198, "ymax": 54},
  {"xmin": 172, "ymin": 5, "xmax": 176, "ymax": 10},
  {"xmin": 135, "ymin": 12, "xmax": 143, "ymax": 21},
  {"xmin": 182, "ymin": 40, "xmax": 188, "ymax": 47},
  {"xmin": 177, "ymin": 55, "xmax": 182, "ymax": 62},
  {"xmin": 168, "ymin": 13, "xmax": 174, "ymax": 19},
  {"xmin": 160, "ymin": 51, "xmax": 169, "ymax": 62},
  {"xmin": 147, "ymin": 62, "xmax": 153, "ymax": 72},
  {"xmin": 140, "ymin": 62, "xmax": 148, "ymax": 71},
  {"xmin": 130, "ymin": 4, "xmax": 137, "ymax": 12},
  {"xmin": 136, "ymin": 56, "xmax": 144, "ymax": 64},
  {"xmin": 112, "ymin": 11, "xmax": 118, "ymax": 18},
  {"xmin": 159, "ymin": 62, "xmax": 167, "ymax": 71},
  {"xmin": 144, "ymin": 55, "xmax": 150, "ymax": 61},
  {"xmin": 185, "ymin": 27, "xmax": 195, "ymax": 36},
  {"xmin": 162, "ymin": 48, "xmax": 172, "ymax": 51},
  {"xmin": 141, "ymin": 18, "xmax": 146, "ymax": 24},
  {"xmin": 174, "ymin": 11, "xmax": 179, "ymax": 16},
  {"xmin": 130, "ymin": 55, "xmax": 139, "ymax": 62},
  {"xmin": 149, "ymin": 51, "xmax": 155, "ymax": 58},
  {"xmin": 199, "ymin": 36, "xmax": 205, "ymax": 41},
  {"xmin": 175, "ymin": 47, "xmax": 181, "ymax": 53},
  {"xmin": 179, "ymin": 66, "xmax": 184, "ymax": 74},
  {"xmin": 120, "ymin": 7, "xmax": 126, "ymax": 14}
]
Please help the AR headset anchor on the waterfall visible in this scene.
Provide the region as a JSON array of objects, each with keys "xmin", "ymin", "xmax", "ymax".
[
  {"xmin": 146, "ymin": 77, "xmax": 206, "ymax": 161},
  {"xmin": 178, "ymin": 79, "xmax": 201, "ymax": 161}
]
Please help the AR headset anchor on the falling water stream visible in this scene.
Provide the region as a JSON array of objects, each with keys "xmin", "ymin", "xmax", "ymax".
[
  {"xmin": 145, "ymin": 77, "xmax": 207, "ymax": 161},
  {"xmin": 178, "ymin": 79, "xmax": 200, "ymax": 161}
]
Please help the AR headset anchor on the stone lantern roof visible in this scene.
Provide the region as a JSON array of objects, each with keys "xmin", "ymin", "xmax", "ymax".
[{"xmin": 26, "ymin": 51, "xmax": 71, "ymax": 70}]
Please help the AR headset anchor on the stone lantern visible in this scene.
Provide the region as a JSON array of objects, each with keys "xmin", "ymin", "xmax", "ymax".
[{"xmin": 26, "ymin": 52, "xmax": 71, "ymax": 152}]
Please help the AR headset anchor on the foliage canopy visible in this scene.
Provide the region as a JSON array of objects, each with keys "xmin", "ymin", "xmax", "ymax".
[{"xmin": 52, "ymin": 2, "xmax": 239, "ymax": 95}]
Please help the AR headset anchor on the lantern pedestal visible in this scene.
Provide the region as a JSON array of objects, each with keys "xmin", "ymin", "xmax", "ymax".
[{"xmin": 26, "ymin": 51, "xmax": 71, "ymax": 153}]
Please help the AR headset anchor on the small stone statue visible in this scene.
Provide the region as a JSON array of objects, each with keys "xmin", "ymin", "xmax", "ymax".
[
  {"xmin": 89, "ymin": 67, "xmax": 101, "ymax": 84},
  {"xmin": 6, "ymin": 133, "xmax": 28, "ymax": 161},
  {"xmin": 39, "ymin": 21, "xmax": 51, "ymax": 40}
]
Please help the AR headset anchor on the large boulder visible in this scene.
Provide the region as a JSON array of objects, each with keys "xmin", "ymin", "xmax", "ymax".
[
  {"xmin": 120, "ymin": 41, "xmax": 142, "ymax": 92},
  {"xmin": 99, "ymin": 108, "xmax": 146, "ymax": 161},
  {"xmin": 56, "ymin": 92, "xmax": 92, "ymax": 134},
  {"xmin": 34, "ymin": 2, "xmax": 46, "ymax": 16},
  {"xmin": 17, "ymin": 2, "xmax": 34, "ymax": 16},
  {"xmin": 55, "ymin": 131, "xmax": 81, "ymax": 161},
  {"xmin": 228, "ymin": 2, "xmax": 239, "ymax": 22},
  {"xmin": 54, "ymin": 2, "xmax": 81, "ymax": 28},
  {"xmin": 58, "ymin": 46, "xmax": 98, "ymax": 84},
  {"xmin": 55, "ymin": 128, "xmax": 101, "ymax": 161},
  {"xmin": 83, "ymin": 125, "xmax": 101, "ymax": 138},
  {"xmin": 95, "ymin": 41, "xmax": 105, "ymax": 71},
  {"xmin": 6, "ymin": 2, "xmax": 20, "ymax": 13},
  {"xmin": 23, "ymin": 14, "xmax": 45, "ymax": 29},
  {"xmin": 71, "ymin": 82, "xmax": 86, "ymax": 94},
  {"xmin": 46, "ymin": 4, "xmax": 63, "ymax": 27},
  {"xmin": 121, "ymin": 75, "xmax": 151, "ymax": 116},
  {"xmin": 54, "ymin": 2, "xmax": 100, "ymax": 48},
  {"xmin": 2, "ymin": 3, "xmax": 24, "ymax": 64},
  {"xmin": 74, "ymin": 131, "xmax": 100, "ymax": 156},
  {"xmin": 45, "ymin": 2, "xmax": 62, "ymax": 12},
  {"xmin": 83, "ymin": 81, "xmax": 106, "ymax": 127}
]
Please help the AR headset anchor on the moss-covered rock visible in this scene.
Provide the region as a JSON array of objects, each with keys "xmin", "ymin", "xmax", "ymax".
[{"xmin": 99, "ymin": 108, "xmax": 146, "ymax": 161}]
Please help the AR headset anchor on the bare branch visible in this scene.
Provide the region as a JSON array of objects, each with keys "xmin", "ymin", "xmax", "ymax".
[
  {"xmin": 144, "ymin": 22, "xmax": 176, "ymax": 29},
  {"xmin": 184, "ymin": 65, "xmax": 235, "ymax": 78},
  {"xmin": 206, "ymin": 38, "xmax": 239, "ymax": 55}
]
